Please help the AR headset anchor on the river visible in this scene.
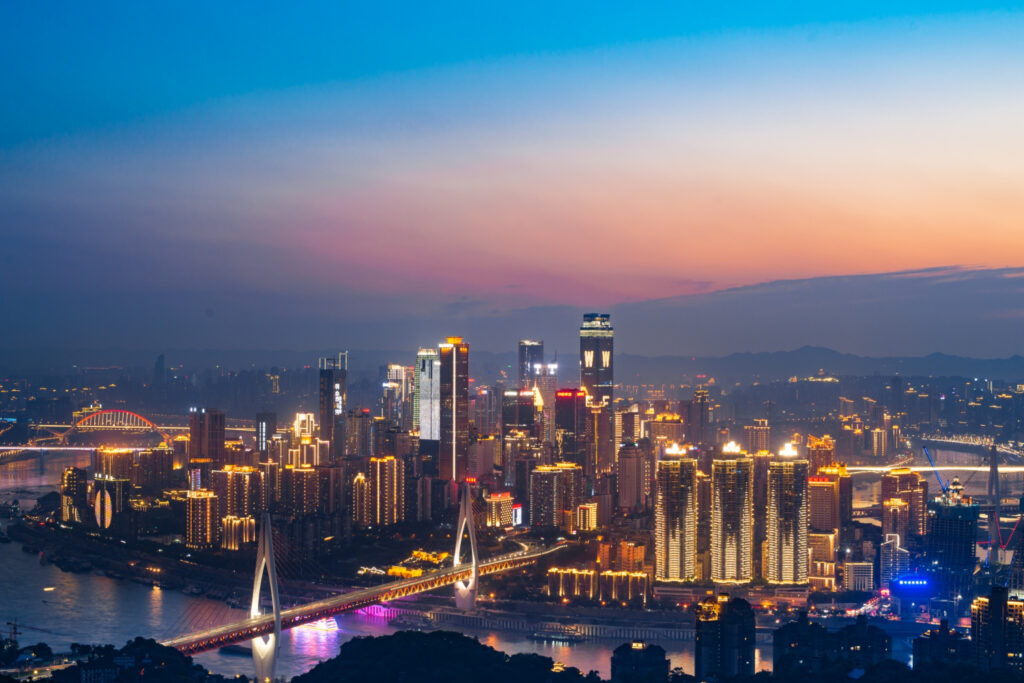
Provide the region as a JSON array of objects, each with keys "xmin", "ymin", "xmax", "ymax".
[{"xmin": 0, "ymin": 451, "xmax": 755, "ymax": 679}]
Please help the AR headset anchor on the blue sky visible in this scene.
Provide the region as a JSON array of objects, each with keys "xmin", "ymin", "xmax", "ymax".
[{"xmin": 2, "ymin": 3, "xmax": 1023, "ymax": 355}]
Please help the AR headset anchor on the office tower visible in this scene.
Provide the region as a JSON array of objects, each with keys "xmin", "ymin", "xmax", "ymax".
[
  {"xmin": 531, "ymin": 362, "xmax": 558, "ymax": 443},
  {"xmin": 695, "ymin": 595, "xmax": 756, "ymax": 682},
  {"xmin": 221, "ymin": 515, "xmax": 256, "ymax": 551},
  {"xmin": 744, "ymin": 419, "xmax": 770, "ymax": 453},
  {"xmin": 518, "ymin": 339, "xmax": 543, "ymax": 388},
  {"xmin": 414, "ymin": 347, "xmax": 441, "ymax": 435},
  {"xmin": 687, "ymin": 388, "xmax": 712, "ymax": 447},
  {"xmin": 808, "ymin": 475, "xmax": 841, "ymax": 533},
  {"xmin": 653, "ymin": 457, "xmax": 698, "ymax": 581},
  {"xmin": 808, "ymin": 530, "xmax": 838, "ymax": 591},
  {"xmin": 588, "ymin": 403, "xmax": 613, "ymax": 478},
  {"xmin": 882, "ymin": 498, "xmax": 910, "ymax": 541},
  {"xmin": 818, "ymin": 463, "xmax": 853, "ymax": 527},
  {"xmin": 472, "ymin": 385, "xmax": 502, "ymax": 436},
  {"xmin": 255, "ymin": 412, "xmax": 276, "ymax": 457},
  {"xmin": 610, "ymin": 642, "xmax": 669, "ymax": 683},
  {"xmin": 766, "ymin": 452, "xmax": 809, "ymax": 584},
  {"xmin": 579, "ymin": 313, "xmax": 613, "ymax": 405},
  {"xmin": 882, "ymin": 467, "xmax": 928, "ymax": 536},
  {"xmin": 319, "ymin": 353, "xmax": 347, "ymax": 461},
  {"xmin": 614, "ymin": 405, "xmax": 641, "ymax": 454},
  {"xmin": 879, "ymin": 534, "xmax": 909, "ymax": 589},
  {"xmin": 60, "ymin": 466, "xmax": 88, "ymax": 523},
  {"xmin": 502, "ymin": 389, "xmax": 537, "ymax": 438},
  {"xmin": 185, "ymin": 489, "xmax": 219, "ymax": 549},
  {"xmin": 485, "ymin": 491, "xmax": 514, "ymax": 527},
  {"xmin": 972, "ymin": 586, "xmax": 1024, "ymax": 672},
  {"xmin": 188, "ymin": 408, "xmax": 226, "ymax": 466},
  {"xmin": 616, "ymin": 443, "xmax": 650, "ymax": 511},
  {"xmin": 529, "ymin": 462, "xmax": 583, "ymax": 527},
  {"xmin": 438, "ymin": 337, "xmax": 469, "ymax": 484},
  {"xmin": 806, "ymin": 435, "xmax": 835, "ymax": 475},
  {"xmin": 844, "ymin": 562, "xmax": 874, "ymax": 591},
  {"xmin": 925, "ymin": 478, "xmax": 980, "ymax": 600},
  {"xmin": 555, "ymin": 389, "xmax": 588, "ymax": 467},
  {"xmin": 710, "ymin": 458, "xmax": 754, "ymax": 583},
  {"xmin": 210, "ymin": 465, "xmax": 264, "ymax": 520},
  {"xmin": 93, "ymin": 447, "xmax": 134, "ymax": 480}
]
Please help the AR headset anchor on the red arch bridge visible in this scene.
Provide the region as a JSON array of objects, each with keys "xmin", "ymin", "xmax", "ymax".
[{"xmin": 160, "ymin": 542, "xmax": 566, "ymax": 655}]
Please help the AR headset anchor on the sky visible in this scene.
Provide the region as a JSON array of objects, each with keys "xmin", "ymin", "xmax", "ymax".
[{"xmin": 2, "ymin": 3, "xmax": 1023, "ymax": 356}]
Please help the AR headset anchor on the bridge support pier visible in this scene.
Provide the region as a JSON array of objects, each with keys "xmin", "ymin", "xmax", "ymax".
[
  {"xmin": 251, "ymin": 513, "xmax": 281, "ymax": 683},
  {"xmin": 453, "ymin": 484, "xmax": 479, "ymax": 611}
]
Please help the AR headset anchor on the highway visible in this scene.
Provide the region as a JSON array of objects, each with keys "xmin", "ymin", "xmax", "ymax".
[{"xmin": 160, "ymin": 542, "xmax": 567, "ymax": 654}]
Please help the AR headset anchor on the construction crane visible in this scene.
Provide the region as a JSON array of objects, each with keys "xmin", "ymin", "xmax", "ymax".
[{"xmin": 922, "ymin": 446, "xmax": 948, "ymax": 493}]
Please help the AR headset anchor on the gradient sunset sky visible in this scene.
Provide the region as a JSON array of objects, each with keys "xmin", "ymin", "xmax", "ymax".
[{"xmin": 2, "ymin": 3, "xmax": 1023, "ymax": 355}]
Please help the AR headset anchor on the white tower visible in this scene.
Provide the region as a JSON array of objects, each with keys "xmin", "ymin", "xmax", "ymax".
[
  {"xmin": 251, "ymin": 513, "xmax": 281, "ymax": 683},
  {"xmin": 453, "ymin": 484, "xmax": 479, "ymax": 610}
]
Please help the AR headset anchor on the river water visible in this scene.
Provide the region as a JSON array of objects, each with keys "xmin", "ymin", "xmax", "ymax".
[{"xmin": 10, "ymin": 448, "xmax": 991, "ymax": 679}]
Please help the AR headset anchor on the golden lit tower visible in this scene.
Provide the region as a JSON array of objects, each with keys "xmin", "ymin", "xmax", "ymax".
[
  {"xmin": 766, "ymin": 444, "xmax": 809, "ymax": 584},
  {"xmin": 439, "ymin": 337, "xmax": 470, "ymax": 485},
  {"xmin": 654, "ymin": 457, "xmax": 699, "ymax": 581},
  {"xmin": 579, "ymin": 313, "xmax": 613, "ymax": 406},
  {"xmin": 710, "ymin": 457, "xmax": 754, "ymax": 583}
]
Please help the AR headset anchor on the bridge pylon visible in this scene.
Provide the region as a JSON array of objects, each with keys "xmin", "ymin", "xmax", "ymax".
[
  {"xmin": 453, "ymin": 484, "xmax": 479, "ymax": 610},
  {"xmin": 251, "ymin": 513, "xmax": 281, "ymax": 683}
]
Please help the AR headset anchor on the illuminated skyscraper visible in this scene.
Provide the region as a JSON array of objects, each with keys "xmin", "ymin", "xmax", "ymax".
[
  {"xmin": 882, "ymin": 468, "xmax": 928, "ymax": 536},
  {"xmin": 438, "ymin": 337, "xmax": 469, "ymax": 484},
  {"xmin": 579, "ymin": 313, "xmax": 613, "ymax": 406},
  {"xmin": 92, "ymin": 473, "xmax": 130, "ymax": 531},
  {"xmin": 530, "ymin": 462, "xmax": 583, "ymax": 527},
  {"xmin": 210, "ymin": 465, "xmax": 264, "ymax": 520},
  {"xmin": 654, "ymin": 457, "xmax": 698, "ymax": 581},
  {"xmin": 368, "ymin": 455, "xmax": 404, "ymax": 526},
  {"xmin": 255, "ymin": 412, "xmax": 276, "ymax": 457},
  {"xmin": 319, "ymin": 353, "xmax": 347, "ymax": 461},
  {"xmin": 818, "ymin": 463, "xmax": 853, "ymax": 528},
  {"xmin": 806, "ymin": 435, "xmax": 835, "ymax": 475},
  {"xmin": 744, "ymin": 419, "xmax": 770, "ymax": 453},
  {"xmin": 879, "ymin": 534, "xmax": 909, "ymax": 589},
  {"xmin": 882, "ymin": 497, "xmax": 910, "ymax": 540},
  {"xmin": 766, "ymin": 449, "xmax": 809, "ymax": 584},
  {"xmin": 808, "ymin": 475, "xmax": 841, "ymax": 533},
  {"xmin": 710, "ymin": 458, "xmax": 754, "ymax": 583},
  {"xmin": 502, "ymin": 389, "xmax": 537, "ymax": 439},
  {"xmin": 186, "ymin": 489, "xmax": 219, "ymax": 549},
  {"xmin": 60, "ymin": 466, "xmax": 88, "ymax": 524},
  {"xmin": 221, "ymin": 515, "xmax": 256, "ymax": 551},
  {"xmin": 518, "ymin": 339, "xmax": 543, "ymax": 388}
]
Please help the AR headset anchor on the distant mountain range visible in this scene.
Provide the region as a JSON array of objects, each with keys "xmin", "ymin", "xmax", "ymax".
[{"xmin": 3, "ymin": 345, "xmax": 1023, "ymax": 384}]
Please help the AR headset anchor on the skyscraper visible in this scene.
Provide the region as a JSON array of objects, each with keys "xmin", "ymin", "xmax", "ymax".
[
  {"xmin": 579, "ymin": 313, "xmax": 613, "ymax": 406},
  {"xmin": 318, "ymin": 353, "xmax": 347, "ymax": 462},
  {"xmin": 879, "ymin": 534, "xmax": 909, "ymax": 589},
  {"xmin": 766, "ymin": 450, "xmax": 809, "ymax": 584},
  {"xmin": 744, "ymin": 418, "xmax": 770, "ymax": 453},
  {"xmin": 188, "ymin": 407, "xmax": 226, "ymax": 467},
  {"xmin": 695, "ymin": 595, "xmax": 756, "ymax": 682},
  {"xmin": 710, "ymin": 458, "xmax": 754, "ymax": 583},
  {"xmin": 654, "ymin": 457, "xmax": 698, "ymax": 581},
  {"xmin": 555, "ymin": 389, "xmax": 589, "ymax": 467},
  {"xmin": 186, "ymin": 489, "xmax": 219, "ymax": 549},
  {"xmin": 925, "ymin": 477, "xmax": 979, "ymax": 600},
  {"xmin": 687, "ymin": 388, "xmax": 712, "ymax": 447},
  {"xmin": 518, "ymin": 339, "xmax": 543, "ymax": 388},
  {"xmin": 882, "ymin": 467, "xmax": 928, "ymax": 536},
  {"xmin": 210, "ymin": 465, "xmax": 264, "ymax": 520},
  {"xmin": 438, "ymin": 337, "xmax": 469, "ymax": 485},
  {"xmin": 255, "ymin": 412, "xmax": 276, "ymax": 457},
  {"xmin": 808, "ymin": 475, "xmax": 841, "ymax": 533},
  {"xmin": 529, "ymin": 462, "xmax": 583, "ymax": 527},
  {"xmin": 415, "ymin": 347, "xmax": 441, "ymax": 475},
  {"xmin": 367, "ymin": 455, "xmax": 404, "ymax": 526},
  {"xmin": 971, "ymin": 586, "xmax": 1024, "ymax": 672},
  {"xmin": 60, "ymin": 466, "xmax": 88, "ymax": 524},
  {"xmin": 806, "ymin": 435, "xmax": 835, "ymax": 475}
]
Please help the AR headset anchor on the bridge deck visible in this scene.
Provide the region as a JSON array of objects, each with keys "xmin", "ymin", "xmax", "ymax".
[{"xmin": 161, "ymin": 543, "xmax": 565, "ymax": 654}]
